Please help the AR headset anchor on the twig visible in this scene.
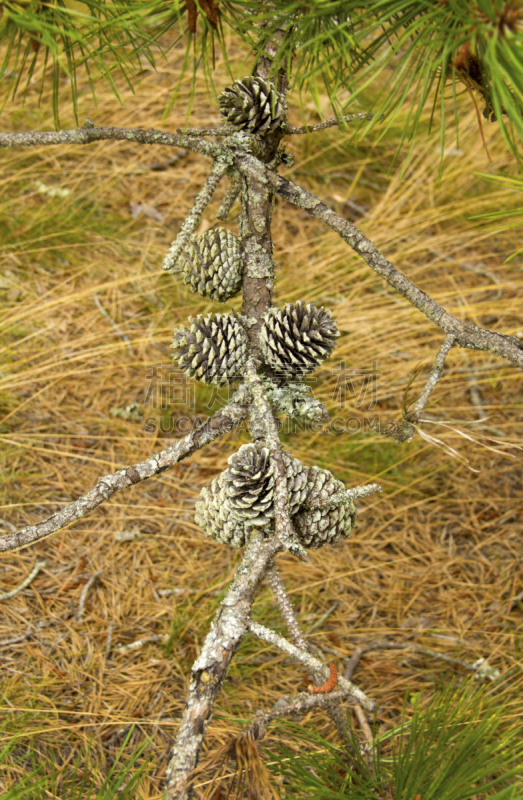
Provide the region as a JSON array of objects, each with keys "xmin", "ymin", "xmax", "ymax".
[
  {"xmin": 266, "ymin": 565, "xmax": 357, "ymax": 753},
  {"xmin": 77, "ymin": 570, "xmax": 102, "ymax": 621},
  {"xmin": 234, "ymin": 154, "xmax": 523, "ymax": 370},
  {"xmin": 0, "ymin": 560, "xmax": 46, "ymax": 601},
  {"xmin": 0, "ymin": 398, "xmax": 249, "ymax": 553},
  {"xmin": 383, "ymin": 335, "xmax": 456, "ymax": 443},
  {"xmin": 344, "ymin": 640, "xmax": 500, "ymax": 681},
  {"xmin": 409, "ymin": 335, "xmax": 456, "ymax": 420},
  {"xmin": 0, "ymin": 125, "xmax": 220, "ymax": 159},
  {"xmin": 176, "ymin": 126, "xmax": 237, "ymax": 136},
  {"xmin": 353, "ymin": 704, "xmax": 374, "ymax": 745},
  {"xmin": 248, "ymin": 621, "xmax": 375, "ymax": 712},
  {"xmin": 282, "ymin": 112, "xmax": 376, "ymax": 134},
  {"xmin": 93, "ymin": 294, "xmax": 135, "ymax": 358},
  {"xmin": 266, "ymin": 564, "xmax": 308, "ymax": 649},
  {"xmin": 215, "ymin": 172, "xmax": 242, "ymax": 220},
  {"xmin": 303, "ymin": 483, "xmax": 382, "ymax": 508},
  {"xmin": 116, "ymin": 633, "xmax": 168, "ymax": 652},
  {"xmin": 162, "ymin": 159, "xmax": 230, "ymax": 271},
  {"xmin": 245, "ymin": 688, "xmax": 359, "ymax": 741},
  {"xmin": 344, "ymin": 647, "xmax": 363, "ymax": 681}
]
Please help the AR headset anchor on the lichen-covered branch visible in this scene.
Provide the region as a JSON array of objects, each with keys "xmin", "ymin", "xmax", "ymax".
[
  {"xmin": 215, "ymin": 171, "xmax": 242, "ymax": 220},
  {"xmin": 344, "ymin": 639, "xmax": 499, "ymax": 682},
  {"xmin": 265, "ymin": 564, "xmax": 369, "ymax": 752},
  {"xmin": 234, "ymin": 154, "xmax": 523, "ymax": 370},
  {"xmin": 266, "ymin": 564, "xmax": 308, "ymax": 650},
  {"xmin": 164, "ymin": 531, "xmax": 283, "ymax": 800},
  {"xmin": 0, "ymin": 399, "xmax": 248, "ymax": 553},
  {"xmin": 0, "ymin": 125, "xmax": 220, "ymax": 159},
  {"xmin": 303, "ymin": 483, "xmax": 382, "ymax": 508},
  {"xmin": 245, "ymin": 687, "xmax": 356, "ymax": 742},
  {"xmin": 384, "ymin": 334, "xmax": 457, "ymax": 442},
  {"xmin": 282, "ymin": 112, "xmax": 376, "ymax": 134},
  {"xmin": 248, "ymin": 621, "xmax": 375, "ymax": 712},
  {"xmin": 409, "ymin": 334, "xmax": 456, "ymax": 419},
  {"xmin": 238, "ymin": 153, "xmax": 277, "ymax": 355},
  {"xmin": 162, "ymin": 159, "xmax": 230, "ymax": 271}
]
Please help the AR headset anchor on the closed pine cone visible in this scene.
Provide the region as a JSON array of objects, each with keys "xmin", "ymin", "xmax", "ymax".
[
  {"xmin": 224, "ymin": 444, "xmax": 275, "ymax": 526},
  {"xmin": 260, "ymin": 300, "xmax": 339, "ymax": 377},
  {"xmin": 171, "ymin": 312, "xmax": 249, "ymax": 385},
  {"xmin": 224, "ymin": 444, "xmax": 308, "ymax": 526},
  {"xmin": 195, "ymin": 446, "xmax": 309, "ymax": 547},
  {"xmin": 219, "ymin": 77, "xmax": 283, "ymax": 135},
  {"xmin": 293, "ymin": 466, "xmax": 356, "ymax": 549},
  {"xmin": 176, "ymin": 228, "xmax": 243, "ymax": 302},
  {"xmin": 195, "ymin": 473, "xmax": 262, "ymax": 548}
]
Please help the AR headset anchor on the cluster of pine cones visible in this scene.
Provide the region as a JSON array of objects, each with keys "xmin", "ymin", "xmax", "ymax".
[
  {"xmin": 195, "ymin": 443, "xmax": 356, "ymax": 550},
  {"xmin": 171, "ymin": 301, "xmax": 339, "ymax": 385},
  {"xmin": 169, "ymin": 76, "xmax": 351, "ymax": 551},
  {"xmin": 170, "ymin": 76, "xmax": 284, "ymax": 304}
]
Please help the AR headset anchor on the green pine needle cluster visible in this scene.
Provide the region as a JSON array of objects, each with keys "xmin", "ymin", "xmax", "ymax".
[
  {"xmin": 1, "ymin": 1, "xmax": 523, "ymax": 165},
  {"xmin": 267, "ymin": 680, "xmax": 523, "ymax": 800},
  {"xmin": 0, "ymin": 719, "xmax": 152, "ymax": 799}
]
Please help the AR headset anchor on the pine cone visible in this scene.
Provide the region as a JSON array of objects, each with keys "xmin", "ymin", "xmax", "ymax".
[
  {"xmin": 195, "ymin": 447, "xmax": 309, "ymax": 547},
  {"xmin": 224, "ymin": 444, "xmax": 308, "ymax": 526},
  {"xmin": 224, "ymin": 444, "xmax": 275, "ymax": 526},
  {"xmin": 260, "ymin": 301, "xmax": 340, "ymax": 377},
  {"xmin": 171, "ymin": 313, "xmax": 250, "ymax": 385},
  {"xmin": 176, "ymin": 228, "xmax": 243, "ymax": 302},
  {"xmin": 195, "ymin": 473, "xmax": 260, "ymax": 548},
  {"xmin": 219, "ymin": 77, "xmax": 283, "ymax": 135},
  {"xmin": 293, "ymin": 466, "xmax": 356, "ymax": 549}
]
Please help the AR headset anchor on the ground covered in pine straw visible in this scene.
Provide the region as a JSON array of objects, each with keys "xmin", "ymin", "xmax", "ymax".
[{"xmin": 1, "ymin": 32, "xmax": 523, "ymax": 799}]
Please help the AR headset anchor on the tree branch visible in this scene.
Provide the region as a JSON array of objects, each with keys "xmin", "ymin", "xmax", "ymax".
[
  {"xmin": 0, "ymin": 125, "xmax": 221, "ymax": 159},
  {"xmin": 303, "ymin": 483, "xmax": 382, "ymax": 508},
  {"xmin": 162, "ymin": 158, "xmax": 229, "ymax": 271},
  {"xmin": 266, "ymin": 564, "xmax": 308, "ymax": 650},
  {"xmin": 266, "ymin": 564, "xmax": 359, "ymax": 753},
  {"xmin": 164, "ymin": 532, "xmax": 283, "ymax": 800},
  {"xmin": 383, "ymin": 334, "xmax": 457, "ymax": 443},
  {"xmin": 234, "ymin": 154, "xmax": 523, "ymax": 370},
  {"xmin": 0, "ymin": 399, "xmax": 249, "ymax": 553},
  {"xmin": 245, "ymin": 687, "xmax": 358, "ymax": 741},
  {"xmin": 344, "ymin": 639, "xmax": 500, "ymax": 682},
  {"xmin": 282, "ymin": 112, "xmax": 376, "ymax": 134},
  {"xmin": 248, "ymin": 621, "xmax": 375, "ymax": 712},
  {"xmin": 409, "ymin": 334, "xmax": 457, "ymax": 419},
  {"xmin": 215, "ymin": 171, "xmax": 242, "ymax": 221}
]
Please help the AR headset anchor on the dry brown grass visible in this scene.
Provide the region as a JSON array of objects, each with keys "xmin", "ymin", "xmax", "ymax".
[{"xmin": 1, "ymin": 30, "xmax": 522, "ymax": 799}]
